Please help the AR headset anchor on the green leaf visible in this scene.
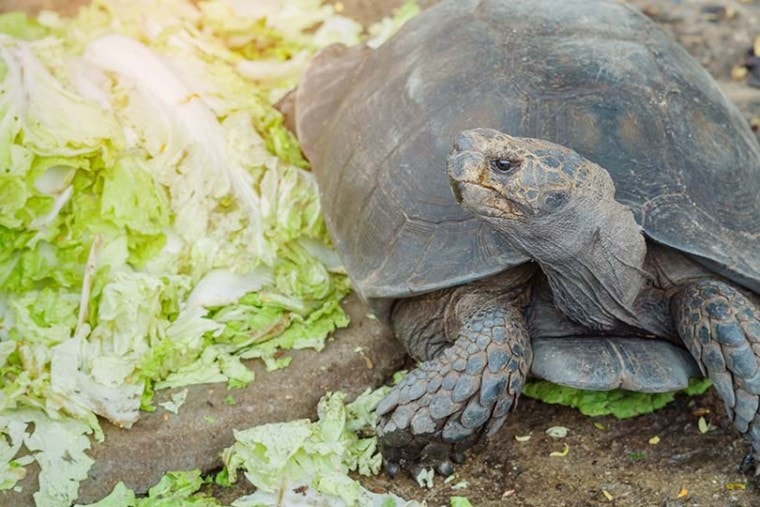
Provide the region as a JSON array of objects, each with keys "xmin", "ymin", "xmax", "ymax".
[
  {"xmin": 76, "ymin": 470, "xmax": 222, "ymax": 507},
  {"xmin": 74, "ymin": 482, "xmax": 136, "ymax": 507},
  {"xmin": 0, "ymin": 13, "xmax": 48, "ymax": 40},
  {"xmin": 450, "ymin": 497, "xmax": 474, "ymax": 507},
  {"xmin": 222, "ymin": 390, "xmax": 418, "ymax": 506},
  {"xmin": 522, "ymin": 378, "xmax": 712, "ymax": 419}
]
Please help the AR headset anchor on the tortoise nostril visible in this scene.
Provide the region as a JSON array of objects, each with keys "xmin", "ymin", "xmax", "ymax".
[
  {"xmin": 448, "ymin": 151, "xmax": 485, "ymax": 182},
  {"xmin": 451, "ymin": 181, "xmax": 464, "ymax": 203},
  {"xmin": 453, "ymin": 132, "xmax": 476, "ymax": 153}
]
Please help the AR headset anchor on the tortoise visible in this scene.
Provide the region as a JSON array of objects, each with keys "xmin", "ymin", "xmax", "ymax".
[{"xmin": 290, "ymin": 0, "xmax": 760, "ymax": 475}]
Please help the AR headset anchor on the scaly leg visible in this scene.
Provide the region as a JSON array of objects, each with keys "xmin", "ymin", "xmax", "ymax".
[
  {"xmin": 376, "ymin": 292, "xmax": 531, "ymax": 476},
  {"xmin": 673, "ymin": 279, "xmax": 760, "ymax": 468}
]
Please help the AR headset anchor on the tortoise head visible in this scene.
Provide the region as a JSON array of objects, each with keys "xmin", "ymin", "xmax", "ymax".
[
  {"xmin": 447, "ymin": 128, "xmax": 647, "ymax": 329},
  {"xmin": 447, "ymin": 128, "xmax": 602, "ymax": 220}
]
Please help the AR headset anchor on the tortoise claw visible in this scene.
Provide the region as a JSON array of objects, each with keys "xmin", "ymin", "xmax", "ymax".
[
  {"xmin": 383, "ymin": 458, "xmax": 401, "ymax": 479},
  {"xmin": 435, "ymin": 460, "xmax": 455, "ymax": 477},
  {"xmin": 379, "ymin": 435, "xmax": 461, "ymax": 480},
  {"xmin": 451, "ymin": 451, "xmax": 467, "ymax": 464},
  {"xmin": 408, "ymin": 463, "xmax": 432, "ymax": 483}
]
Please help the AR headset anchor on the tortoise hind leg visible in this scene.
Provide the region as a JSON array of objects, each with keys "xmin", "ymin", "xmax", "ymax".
[
  {"xmin": 376, "ymin": 292, "xmax": 531, "ymax": 477},
  {"xmin": 672, "ymin": 279, "xmax": 760, "ymax": 470}
]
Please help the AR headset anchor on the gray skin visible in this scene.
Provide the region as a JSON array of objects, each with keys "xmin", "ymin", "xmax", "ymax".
[{"xmin": 291, "ymin": 0, "xmax": 760, "ymax": 476}]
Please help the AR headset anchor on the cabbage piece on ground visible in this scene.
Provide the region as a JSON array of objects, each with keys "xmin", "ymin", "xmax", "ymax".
[{"xmin": 222, "ymin": 390, "xmax": 422, "ymax": 507}]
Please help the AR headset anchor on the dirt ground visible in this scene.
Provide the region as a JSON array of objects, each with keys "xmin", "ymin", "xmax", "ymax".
[{"xmin": 361, "ymin": 389, "xmax": 755, "ymax": 506}]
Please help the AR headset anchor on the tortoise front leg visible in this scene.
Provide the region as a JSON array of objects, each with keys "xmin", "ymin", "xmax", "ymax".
[
  {"xmin": 376, "ymin": 291, "xmax": 531, "ymax": 476},
  {"xmin": 672, "ymin": 279, "xmax": 760, "ymax": 469}
]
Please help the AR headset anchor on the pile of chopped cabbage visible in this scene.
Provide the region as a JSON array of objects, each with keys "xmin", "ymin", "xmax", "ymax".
[{"xmin": 0, "ymin": 0, "xmax": 423, "ymax": 504}]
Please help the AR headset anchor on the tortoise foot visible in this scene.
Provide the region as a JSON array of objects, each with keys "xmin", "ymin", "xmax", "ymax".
[
  {"xmin": 674, "ymin": 280, "xmax": 760, "ymax": 460},
  {"xmin": 375, "ymin": 305, "xmax": 531, "ymax": 476}
]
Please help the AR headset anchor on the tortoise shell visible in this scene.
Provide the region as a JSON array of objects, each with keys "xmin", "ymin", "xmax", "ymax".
[{"xmin": 295, "ymin": 0, "xmax": 760, "ymax": 319}]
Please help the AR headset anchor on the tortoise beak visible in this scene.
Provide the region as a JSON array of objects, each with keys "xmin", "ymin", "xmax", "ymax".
[
  {"xmin": 447, "ymin": 151, "xmax": 489, "ymax": 208},
  {"xmin": 451, "ymin": 179, "xmax": 465, "ymax": 203},
  {"xmin": 448, "ymin": 149, "xmax": 482, "ymax": 179},
  {"xmin": 448, "ymin": 128, "xmax": 501, "ymax": 183},
  {"xmin": 448, "ymin": 131, "xmax": 488, "ymax": 206}
]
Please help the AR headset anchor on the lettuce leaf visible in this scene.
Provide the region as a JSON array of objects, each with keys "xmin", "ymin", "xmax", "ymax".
[
  {"xmin": 76, "ymin": 470, "xmax": 222, "ymax": 507},
  {"xmin": 221, "ymin": 390, "xmax": 421, "ymax": 507},
  {"xmin": 0, "ymin": 410, "xmax": 99, "ymax": 507},
  {"xmin": 522, "ymin": 378, "xmax": 713, "ymax": 419}
]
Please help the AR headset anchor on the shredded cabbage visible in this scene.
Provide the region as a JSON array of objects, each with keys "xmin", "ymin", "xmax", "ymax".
[
  {"xmin": 221, "ymin": 390, "xmax": 421, "ymax": 507},
  {"xmin": 0, "ymin": 0, "xmax": 381, "ymax": 503}
]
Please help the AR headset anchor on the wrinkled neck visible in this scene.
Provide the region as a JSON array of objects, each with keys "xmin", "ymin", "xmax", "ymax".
[{"xmin": 492, "ymin": 197, "xmax": 648, "ymax": 330}]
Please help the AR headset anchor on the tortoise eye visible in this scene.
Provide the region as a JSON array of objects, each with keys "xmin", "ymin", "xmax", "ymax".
[{"xmin": 490, "ymin": 158, "xmax": 518, "ymax": 173}]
